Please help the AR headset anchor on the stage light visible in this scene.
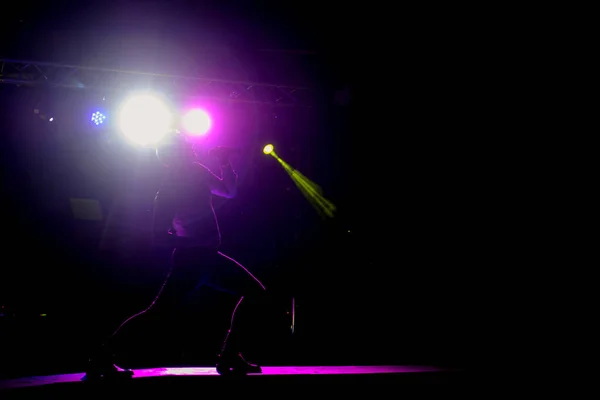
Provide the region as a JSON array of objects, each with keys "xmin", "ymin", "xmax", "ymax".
[
  {"xmin": 118, "ymin": 94, "xmax": 173, "ymax": 146},
  {"xmin": 182, "ymin": 109, "xmax": 211, "ymax": 135},
  {"xmin": 91, "ymin": 111, "xmax": 106, "ymax": 125},
  {"xmin": 263, "ymin": 144, "xmax": 274, "ymax": 155}
]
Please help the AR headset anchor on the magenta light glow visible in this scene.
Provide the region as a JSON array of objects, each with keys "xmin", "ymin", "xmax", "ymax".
[{"xmin": 182, "ymin": 109, "xmax": 211, "ymax": 136}]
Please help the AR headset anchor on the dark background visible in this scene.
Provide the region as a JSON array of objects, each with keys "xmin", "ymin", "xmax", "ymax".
[{"xmin": 0, "ymin": 0, "xmax": 486, "ymax": 378}]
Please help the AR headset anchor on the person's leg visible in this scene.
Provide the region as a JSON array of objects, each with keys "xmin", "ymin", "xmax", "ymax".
[
  {"xmin": 203, "ymin": 251, "xmax": 267, "ymax": 373},
  {"xmin": 113, "ymin": 248, "xmax": 213, "ymax": 353},
  {"xmin": 84, "ymin": 248, "xmax": 207, "ymax": 378}
]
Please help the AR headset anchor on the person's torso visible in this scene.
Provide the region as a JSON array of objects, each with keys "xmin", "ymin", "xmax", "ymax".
[{"xmin": 158, "ymin": 164, "xmax": 221, "ymax": 248}]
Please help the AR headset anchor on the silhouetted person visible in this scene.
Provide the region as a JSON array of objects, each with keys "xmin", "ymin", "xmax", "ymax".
[{"xmin": 84, "ymin": 134, "xmax": 265, "ymax": 380}]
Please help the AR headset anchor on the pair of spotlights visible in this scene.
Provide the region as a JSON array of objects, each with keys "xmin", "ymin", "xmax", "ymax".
[
  {"xmin": 91, "ymin": 93, "xmax": 275, "ymax": 157},
  {"xmin": 92, "ymin": 94, "xmax": 212, "ymax": 146}
]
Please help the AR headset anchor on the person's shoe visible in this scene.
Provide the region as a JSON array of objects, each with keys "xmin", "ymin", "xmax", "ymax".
[
  {"xmin": 82, "ymin": 345, "xmax": 133, "ymax": 382},
  {"xmin": 82, "ymin": 363, "xmax": 134, "ymax": 382},
  {"xmin": 216, "ymin": 352, "xmax": 262, "ymax": 376}
]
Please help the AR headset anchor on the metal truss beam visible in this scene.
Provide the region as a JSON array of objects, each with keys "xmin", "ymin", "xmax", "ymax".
[{"xmin": 0, "ymin": 59, "xmax": 318, "ymax": 107}]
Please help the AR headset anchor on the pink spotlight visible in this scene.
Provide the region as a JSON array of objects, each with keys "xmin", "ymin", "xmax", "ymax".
[{"xmin": 182, "ymin": 109, "xmax": 211, "ymax": 135}]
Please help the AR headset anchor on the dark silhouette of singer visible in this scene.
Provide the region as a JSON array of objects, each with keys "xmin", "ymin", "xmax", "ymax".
[{"xmin": 84, "ymin": 134, "xmax": 266, "ymax": 380}]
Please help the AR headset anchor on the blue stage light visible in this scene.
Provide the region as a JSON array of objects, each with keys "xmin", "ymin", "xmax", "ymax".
[{"xmin": 91, "ymin": 111, "xmax": 106, "ymax": 125}]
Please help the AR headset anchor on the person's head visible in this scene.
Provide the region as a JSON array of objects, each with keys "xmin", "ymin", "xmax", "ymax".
[{"xmin": 155, "ymin": 133, "xmax": 196, "ymax": 168}]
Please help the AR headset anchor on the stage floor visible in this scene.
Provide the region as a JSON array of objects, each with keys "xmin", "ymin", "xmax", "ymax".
[{"xmin": 0, "ymin": 365, "xmax": 462, "ymax": 391}]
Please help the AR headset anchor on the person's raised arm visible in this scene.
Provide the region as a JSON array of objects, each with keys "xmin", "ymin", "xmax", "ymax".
[
  {"xmin": 197, "ymin": 162, "xmax": 238, "ymax": 199},
  {"xmin": 197, "ymin": 147, "xmax": 238, "ymax": 198}
]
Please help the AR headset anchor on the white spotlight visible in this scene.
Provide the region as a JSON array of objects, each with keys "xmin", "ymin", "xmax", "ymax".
[{"xmin": 118, "ymin": 93, "xmax": 173, "ymax": 146}]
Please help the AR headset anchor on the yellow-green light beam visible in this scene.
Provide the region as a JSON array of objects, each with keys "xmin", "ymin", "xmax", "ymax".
[{"xmin": 264, "ymin": 144, "xmax": 336, "ymax": 218}]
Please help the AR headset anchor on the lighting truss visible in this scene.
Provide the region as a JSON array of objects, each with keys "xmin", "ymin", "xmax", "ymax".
[{"xmin": 0, "ymin": 58, "xmax": 319, "ymax": 107}]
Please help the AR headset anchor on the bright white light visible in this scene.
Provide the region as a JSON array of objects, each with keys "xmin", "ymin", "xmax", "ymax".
[
  {"xmin": 118, "ymin": 94, "xmax": 173, "ymax": 146},
  {"xmin": 182, "ymin": 109, "xmax": 211, "ymax": 135}
]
